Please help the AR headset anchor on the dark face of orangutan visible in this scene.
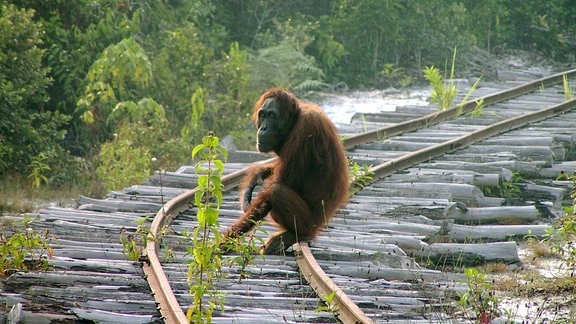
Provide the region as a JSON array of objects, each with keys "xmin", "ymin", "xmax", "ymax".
[{"xmin": 255, "ymin": 98, "xmax": 294, "ymax": 153}]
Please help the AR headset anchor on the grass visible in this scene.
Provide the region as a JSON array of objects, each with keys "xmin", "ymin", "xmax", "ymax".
[{"xmin": 0, "ymin": 174, "xmax": 91, "ymax": 215}]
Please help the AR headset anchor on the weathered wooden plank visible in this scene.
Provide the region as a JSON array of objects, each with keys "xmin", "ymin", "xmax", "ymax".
[
  {"xmin": 437, "ymin": 223, "xmax": 553, "ymax": 242},
  {"xmin": 4, "ymin": 271, "xmax": 150, "ymax": 291},
  {"xmin": 390, "ymin": 169, "xmax": 501, "ymax": 187},
  {"xmin": 71, "ymin": 309, "xmax": 156, "ymax": 324},
  {"xmin": 448, "ymin": 205, "xmax": 541, "ymax": 224},
  {"xmin": 78, "ymin": 195, "xmax": 162, "ymax": 212},
  {"xmin": 410, "ymin": 242, "xmax": 520, "ymax": 265}
]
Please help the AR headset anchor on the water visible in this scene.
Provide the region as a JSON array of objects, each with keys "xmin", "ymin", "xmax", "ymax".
[{"xmin": 318, "ymin": 87, "xmax": 432, "ymax": 125}]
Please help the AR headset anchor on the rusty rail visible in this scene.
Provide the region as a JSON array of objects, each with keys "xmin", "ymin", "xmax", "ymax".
[
  {"xmin": 142, "ymin": 69, "xmax": 576, "ymax": 323},
  {"xmin": 294, "ymin": 242, "xmax": 375, "ymax": 323},
  {"xmin": 344, "ymin": 68, "xmax": 576, "ymax": 149}
]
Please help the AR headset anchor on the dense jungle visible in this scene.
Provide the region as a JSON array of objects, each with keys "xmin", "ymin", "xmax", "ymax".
[{"xmin": 1, "ymin": 0, "xmax": 575, "ymax": 203}]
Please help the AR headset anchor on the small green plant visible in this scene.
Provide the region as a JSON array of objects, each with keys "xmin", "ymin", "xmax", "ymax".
[
  {"xmin": 119, "ymin": 216, "xmax": 152, "ymax": 261},
  {"xmin": 457, "ymin": 267, "xmax": 500, "ymax": 323},
  {"xmin": 27, "ymin": 153, "xmax": 51, "ymax": 188},
  {"xmin": 424, "ymin": 64, "xmax": 456, "ymax": 110},
  {"xmin": 424, "ymin": 47, "xmax": 484, "ymax": 116},
  {"xmin": 423, "ymin": 48, "xmax": 458, "ymax": 110},
  {"xmin": 500, "ymin": 170, "xmax": 522, "ymax": 202},
  {"xmin": 563, "ymin": 73, "xmax": 573, "ymax": 100},
  {"xmin": 348, "ymin": 160, "xmax": 374, "ymax": 196},
  {"xmin": 223, "ymin": 220, "xmax": 266, "ymax": 282},
  {"xmin": 544, "ymin": 173, "xmax": 576, "ymax": 269},
  {"xmin": 379, "ymin": 63, "xmax": 413, "ymax": 88},
  {"xmin": 186, "ymin": 133, "xmax": 228, "ymax": 322},
  {"xmin": 456, "ymin": 77, "xmax": 485, "ymax": 117},
  {"xmin": 0, "ymin": 215, "xmax": 55, "ymax": 276},
  {"xmin": 314, "ymin": 290, "xmax": 339, "ymax": 314}
]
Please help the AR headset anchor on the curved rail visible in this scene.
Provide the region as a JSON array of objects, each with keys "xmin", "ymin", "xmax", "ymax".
[
  {"xmin": 142, "ymin": 69, "xmax": 576, "ymax": 323},
  {"xmin": 294, "ymin": 242, "xmax": 375, "ymax": 324},
  {"xmin": 141, "ymin": 168, "xmax": 249, "ymax": 323}
]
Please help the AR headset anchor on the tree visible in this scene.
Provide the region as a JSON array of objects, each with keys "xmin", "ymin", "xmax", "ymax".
[
  {"xmin": 0, "ymin": 4, "xmax": 65, "ymax": 176},
  {"xmin": 76, "ymin": 38, "xmax": 152, "ymax": 147}
]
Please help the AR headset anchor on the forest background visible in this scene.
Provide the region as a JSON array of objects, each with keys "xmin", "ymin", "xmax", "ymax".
[{"xmin": 1, "ymin": 0, "xmax": 575, "ymax": 204}]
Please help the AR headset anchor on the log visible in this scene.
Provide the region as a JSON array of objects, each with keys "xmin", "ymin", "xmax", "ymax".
[
  {"xmin": 518, "ymin": 183, "xmax": 567, "ymax": 208},
  {"xmin": 409, "ymin": 242, "xmax": 520, "ymax": 266},
  {"xmin": 144, "ymin": 171, "xmax": 197, "ymax": 188},
  {"xmin": 390, "ymin": 168, "xmax": 501, "ymax": 187},
  {"xmin": 421, "ymin": 160, "xmax": 544, "ymax": 178},
  {"xmin": 385, "ymin": 203, "xmax": 456, "ymax": 220},
  {"xmin": 316, "ymin": 260, "xmax": 463, "ymax": 282},
  {"xmin": 78, "ymin": 195, "xmax": 162, "ymax": 212},
  {"xmin": 71, "ymin": 309, "xmax": 154, "ymax": 324},
  {"xmin": 4, "ymin": 271, "xmax": 149, "ymax": 291},
  {"xmin": 375, "ymin": 182, "xmax": 503, "ymax": 207},
  {"xmin": 433, "ymin": 223, "xmax": 553, "ymax": 242},
  {"xmin": 539, "ymin": 161, "xmax": 576, "ymax": 178},
  {"xmin": 448, "ymin": 205, "xmax": 541, "ymax": 224},
  {"xmin": 108, "ymin": 185, "xmax": 188, "ymax": 202},
  {"xmin": 309, "ymin": 246, "xmax": 418, "ymax": 269},
  {"xmin": 461, "ymin": 145, "xmax": 559, "ymax": 165}
]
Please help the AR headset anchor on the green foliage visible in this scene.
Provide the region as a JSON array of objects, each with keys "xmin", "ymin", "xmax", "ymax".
[
  {"xmin": 5, "ymin": 0, "xmax": 576, "ymax": 194},
  {"xmin": 328, "ymin": 0, "xmax": 475, "ymax": 86},
  {"xmin": 0, "ymin": 3, "xmax": 63, "ymax": 176},
  {"xmin": 96, "ymin": 134, "xmax": 152, "ymax": 193},
  {"xmin": 544, "ymin": 174, "xmax": 576, "ymax": 269},
  {"xmin": 313, "ymin": 33, "xmax": 345, "ymax": 71},
  {"xmin": 27, "ymin": 153, "xmax": 51, "ymax": 189},
  {"xmin": 379, "ymin": 63, "xmax": 413, "ymax": 88},
  {"xmin": 457, "ymin": 267, "xmax": 500, "ymax": 322},
  {"xmin": 181, "ymin": 88, "xmax": 206, "ymax": 145},
  {"xmin": 222, "ymin": 222, "xmax": 266, "ymax": 282},
  {"xmin": 425, "ymin": 47, "xmax": 485, "ymax": 115},
  {"xmin": 202, "ymin": 42, "xmax": 253, "ymax": 147},
  {"xmin": 0, "ymin": 4, "xmax": 50, "ymax": 109},
  {"xmin": 95, "ymin": 97, "xmax": 180, "ymax": 192},
  {"xmin": 348, "ymin": 160, "xmax": 375, "ymax": 196},
  {"xmin": 500, "ymin": 170, "xmax": 523, "ymax": 202},
  {"xmin": 424, "ymin": 65, "xmax": 457, "ymax": 110},
  {"xmin": 462, "ymin": 0, "xmax": 509, "ymax": 52},
  {"xmin": 314, "ymin": 291, "xmax": 339, "ymax": 314},
  {"xmin": 0, "ymin": 215, "xmax": 55, "ymax": 277},
  {"xmin": 250, "ymin": 39, "xmax": 325, "ymax": 91},
  {"xmin": 563, "ymin": 74, "xmax": 573, "ymax": 100},
  {"xmin": 423, "ymin": 48, "xmax": 459, "ymax": 110},
  {"xmin": 119, "ymin": 217, "xmax": 151, "ymax": 262},
  {"xmin": 472, "ymin": 0, "xmax": 576, "ymax": 60},
  {"xmin": 186, "ymin": 133, "xmax": 227, "ymax": 322},
  {"xmin": 151, "ymin": 24, "xmax": 214, "ymax": 130},
  {"xmin": 76, "ymin": 38, "xmax": 153, "ymax": 144},
  {"xmin": 457, "ymin": 77, "xmax": 485, "ymax": 118}
]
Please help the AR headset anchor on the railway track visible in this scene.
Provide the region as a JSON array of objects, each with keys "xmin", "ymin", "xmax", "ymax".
[
  {"xmin": 143, "ymin": 68, "xmax": 576, "ymax": 323},
  {"xmin": 2, "ymin": 67, "xmax": 576, "ymax": 323}
]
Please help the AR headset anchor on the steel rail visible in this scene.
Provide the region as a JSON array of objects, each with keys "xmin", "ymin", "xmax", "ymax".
[
  {"xmin": 343, "ymin": 68, "xmax": 576, "ymax": 149},
  {"xmin": 294, "ymin": 242, "xmax": 375, "ymax": 324},
  {"xmin": 141, "ymin": 165, "xmax": 268, "ymax": 323},
  {"xmin": 141, "ymin": 69, "xmax": 576, "ymax": 323},
  {"xmin": 368, "ymin": 97, "xmax": 576, "ymax": 181}
]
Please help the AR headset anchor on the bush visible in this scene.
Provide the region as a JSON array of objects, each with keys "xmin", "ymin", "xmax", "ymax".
[{"xmin": 0, "ymin": 4, "xmax": 62, "ymax": 176}]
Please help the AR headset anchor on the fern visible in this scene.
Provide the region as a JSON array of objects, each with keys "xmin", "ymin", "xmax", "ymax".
[
  {"xmin": 424, "ymin": 65, "xmax": 457, "ymax": 110},
  {"xmin": 250, "ymin": 39, "xmax": 326, "ymax": 91}
]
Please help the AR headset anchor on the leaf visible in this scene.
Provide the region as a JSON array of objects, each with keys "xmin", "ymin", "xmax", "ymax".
[
  {"xmin": 192, "ymin": 144, "xmax": 206, "ymax": 160},
  {"xmin": 82, "ymin": 110, "xmax": 95, "ymax": 124},
  {"xmin": 204, "ymin": 208, "xmax": 219, "ymax": 226}
]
